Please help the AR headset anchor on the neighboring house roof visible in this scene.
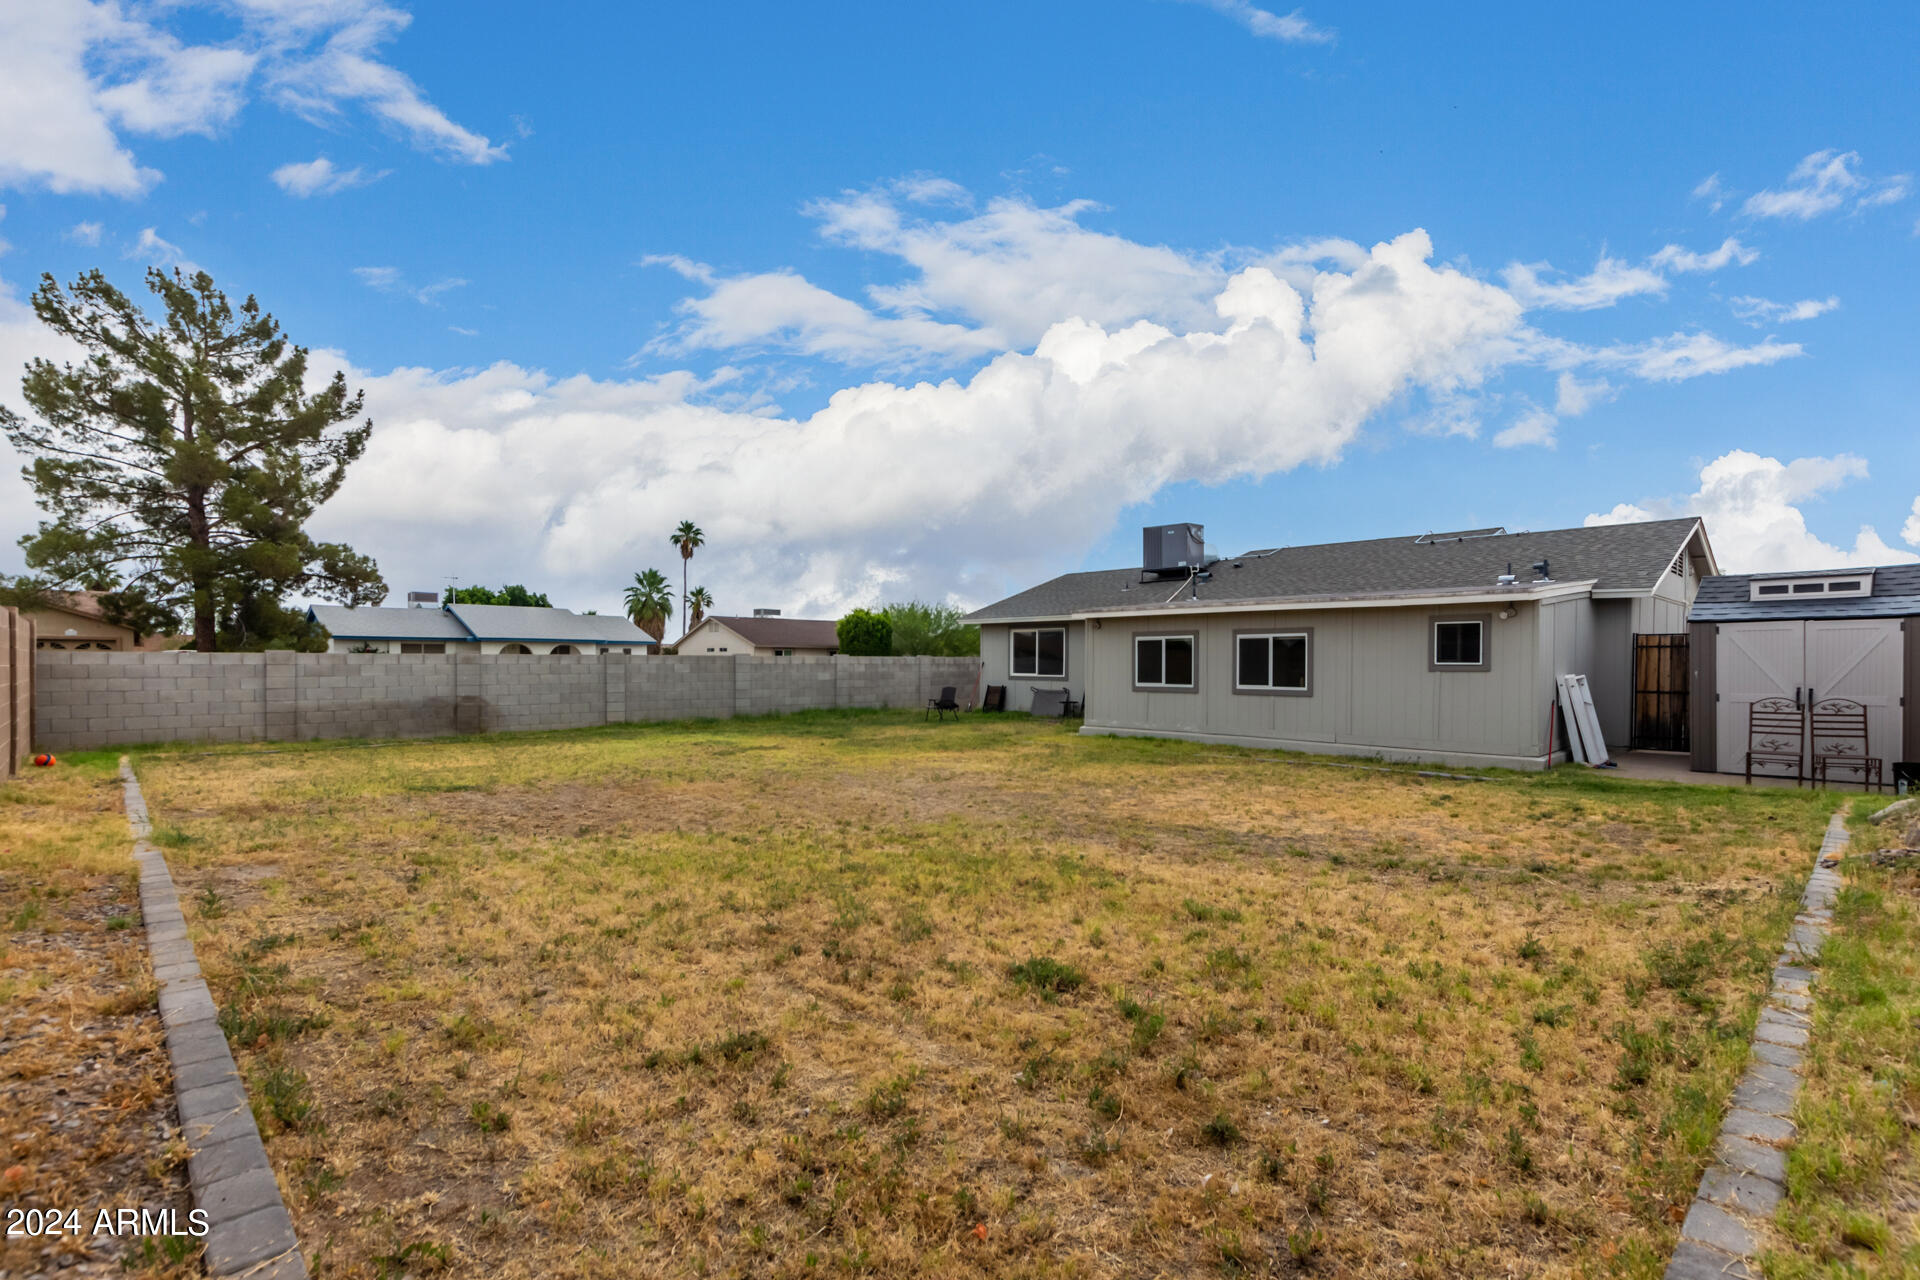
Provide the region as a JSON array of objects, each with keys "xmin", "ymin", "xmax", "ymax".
[
  {"xmin": 1689, "ymin": 564, "xmax": 1920, "ymax": 622},
  {"xmin": 687, "ymin": 616, "xmax": 841, "ymax": 649},
  {"xmin": 446, "ymin": 603, "xmax": 655, "ymax": 644},
  {"xmin": 965, "ymin": 518, "xmax": 1710, "ymax": 622},
  {"xmin": 306, "ymin": 605, "xmax": 472, "ymax": 640},
  {"xmin": 305, "ymin": 603, "xmax": 656, "ymax": 645}
]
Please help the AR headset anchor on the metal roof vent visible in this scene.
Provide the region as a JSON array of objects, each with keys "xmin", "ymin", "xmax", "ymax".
[
  {"xmin": 1414, "ymin": 526, "xmax": 1508, "ymax": 545},
  {"xmin": 1496, "ymin": 562, "xmax": 1518, "ymax": 585},
  {"xmin": 1532, "ymin": 559, "xmax": 1552, "ymax": 582}
]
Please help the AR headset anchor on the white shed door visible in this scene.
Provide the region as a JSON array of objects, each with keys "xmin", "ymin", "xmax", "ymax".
[
  {"xmin": 1806, "ymin": 619, "xmax": 1904, "ymax": 766},
  {"xmin": 1716, "ymin": 622, "xmax": 1805, "ymax": 775}
]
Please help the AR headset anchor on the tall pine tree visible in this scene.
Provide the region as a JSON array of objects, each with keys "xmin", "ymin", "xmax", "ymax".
[{"xmin": 2, "ymin": 268, "xmax": 385, "ymax": 650}]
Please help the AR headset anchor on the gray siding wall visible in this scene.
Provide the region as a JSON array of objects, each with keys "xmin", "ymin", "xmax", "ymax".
[
  {"xmin": 977, "ymin": 622, "xmax": 1085, "ymax": 711},
  {"xmin": 33, "ymin": 651, "xmax": 982, "ymax": 751},
  {"xmin": 1539, "ymin": 597, "xmax": 1596, "ymax": 760},
  {"xmin": 1589, "ymin": 600, "xmax": 1634, "ymax": 750},
  {"xmin": 1081, "ymin": 601, "xmax": 1557, "ymax": 769}
]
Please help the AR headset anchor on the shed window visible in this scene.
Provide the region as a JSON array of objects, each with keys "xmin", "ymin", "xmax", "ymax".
[
  {"xmin": 1135, "ymin": 635, "xmax": 1194, "ymax": 688},
  {"xmin": 1236, "ymin": 633, "xmax": 1309, "ymax": 691},
  {"xmin": 1791, "ymin": 582, "xmax": 1825, "ymax": 594},
  {"xmin": 1010, "ymin": 627, "xmax": 1067, "ymax": 678},
  {"xmin": 1755, "ymin": 584, "xmax": 1790, "ymax": 596},
  {"xmin": 1433, "ymin": 620, "xmax": 1483, "ymax": 666}
]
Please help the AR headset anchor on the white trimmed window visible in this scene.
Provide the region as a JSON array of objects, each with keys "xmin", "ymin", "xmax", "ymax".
[
  {"xmin": 1433, "ymin": 620, "xmax": 1483, "ymax": 666},
  {"xmin": 1236, "ymin": 632, "xmax": 1309, "ymax": 691},
  {"xmin": 1010, "ymin": 627, "xmax": 1067, "ymax": 678},
  {"xmin": 1134, "ymin": 635, "xmax": 1195, "ymax": 688}
]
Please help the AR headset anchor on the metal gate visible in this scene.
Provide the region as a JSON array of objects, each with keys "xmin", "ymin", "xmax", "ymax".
[{"xmin": 1632, "ymin": 633, "xmax": 1689, "ymax": 751}]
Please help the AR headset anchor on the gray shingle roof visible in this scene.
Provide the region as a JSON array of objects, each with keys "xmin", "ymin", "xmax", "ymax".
[
  {"xmin": 306, "ymin": 603, "xmax": 657, "ymax": 644},
  {"xmin": 446, "ymin": 604, "xmax": 656, "ymax": 644},
  {"xmin": 690, "ymin": 616, "xmax": 840, "ymax": 649},
  {"xmin": 306, "ymin": 604, "xmax": 471, "ymax": 640},
  {"xmin": 965, "ymin": 518, "xmax": 1707, "ymax": 622},
  {"xmin": 1689, "ymin": 563, "xmax": 1920, "ymax": 622}
]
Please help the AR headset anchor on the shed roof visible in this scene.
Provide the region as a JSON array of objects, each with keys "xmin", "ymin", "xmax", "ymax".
[
  {"xmin": 1689, "ymin": 563, "xmax": 1920, "ymax": 622},
  {"xmin": 689, "ymin": 616, "xmax": 840, "ymax": 649},
  {"xmin": 964, "ymin": 518, "xmax": 1708, "ymax": 623},
  {"xmin": 306, "ymin": 604, "xmax": 471, "ymax": 640}
]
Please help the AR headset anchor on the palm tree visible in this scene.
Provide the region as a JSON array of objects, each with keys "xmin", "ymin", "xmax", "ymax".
[
  {"xmin": 669, "ymin": 520, "xmax": 704, "ymax": 626},
  {"xmin": 622, "ymin": 569, "xmax": 674, "ymax": 642},
  {"xmin": 688, "ymin": 586, "xmax": 713, "ymax": 629}
]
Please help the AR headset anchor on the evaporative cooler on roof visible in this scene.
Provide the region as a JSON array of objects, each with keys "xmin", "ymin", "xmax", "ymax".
[{"xmin": 1142, "ymin": 523, "xmax": 1206, "ymax": 576}]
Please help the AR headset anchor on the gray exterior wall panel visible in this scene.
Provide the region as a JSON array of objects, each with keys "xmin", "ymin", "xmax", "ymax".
[{"xmin": 1083, "ymin": 601, "xmax": 1553, "ymax": 768}]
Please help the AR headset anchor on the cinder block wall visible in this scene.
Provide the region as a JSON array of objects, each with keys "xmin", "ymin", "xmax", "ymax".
[
  {"xmin": 32, "ymin": 651, "xmax": 985, "ymax": 751},
  {"xmin": 3, "ymin": 606, "xmax": 34, "ymax": 777}
]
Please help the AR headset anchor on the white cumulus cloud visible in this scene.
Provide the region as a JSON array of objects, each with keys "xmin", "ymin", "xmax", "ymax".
[
  {"xmin": 1729, "ymin": 295, "xmax": 1839, "ymax": 325},
  {"xmin": 1587, "ymin": 449, "xmax": 1920, "ymax": 572},
  {"xmin": 271, "ymin": 155, "xmax": 380, "ymax": 196},
  {"xmin": 0, "ymin": 0, "xmax": 501, "ymax": 197},
  {"xmin": 1174, "ymin": 0, "xmax": 1334, "ymax": 43},
  {"xmin": 1903, "ymin": 496, "xmax": 1920, "ymax": 549},
  {"xmin": 1742, "ymin": 149, "xmax": 1909, "ymax": 220},
  {"xmin": 309, "ymin": 231, "xmax": 1526, "ymax": 614}
]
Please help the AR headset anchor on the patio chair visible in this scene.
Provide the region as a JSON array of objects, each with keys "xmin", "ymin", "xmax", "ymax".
[
  {"xmin": 1744, "ymin": 696, "xmax": 1804, "ymax": 786},
  {"xmin": 1809, "ymin": 697, "xmax": 1884, "ymax": 791},
  {"xmin": 981, "ymin": 685, "xmax": 1007, "ymax": 712},
  {"xmin": 925, "ymin": 685, "xmax": 960, "ymax": 722}
]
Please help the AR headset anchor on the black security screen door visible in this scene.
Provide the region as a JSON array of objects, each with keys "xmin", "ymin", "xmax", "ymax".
[{"xmin": 1631, "ymin": 633, "xmax": 1689, "ymax": 752}]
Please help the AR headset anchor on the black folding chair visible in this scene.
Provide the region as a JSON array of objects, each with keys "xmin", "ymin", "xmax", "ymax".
[{"xmin": 926, "ymin": 685, "xmax": 960, "ymax": 721}]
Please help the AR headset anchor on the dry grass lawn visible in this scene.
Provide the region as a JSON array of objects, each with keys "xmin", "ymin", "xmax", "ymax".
[
  {"xmin": 1, "ymin": 758, "xmax": 197, "ymax": 1278},
  {"xmin": 104, "ymin": 711, "xmax": 1845, "ymax": 1278}
]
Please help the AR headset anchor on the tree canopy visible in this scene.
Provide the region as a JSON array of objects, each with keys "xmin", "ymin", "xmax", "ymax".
[
  {"xmin": 1, "ymin": 268, "xmax": 384, "ymax": 650},
  {"xmin": 624, "ymin": 569, "xmax": 674, "ymax": 641},
  {"xmin": 881, "ymin": 600, "xmax": 980, "ymax": 657},
  {"xmin": 836, "ymin": 608, "xmax": 892, "ymax": 656},
  {"xmin": 447, "ymin": 584, "xmax": 552, "ymax": 608}
]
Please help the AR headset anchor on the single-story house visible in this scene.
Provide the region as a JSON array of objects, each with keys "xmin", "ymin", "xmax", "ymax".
[
  {"xmin": 1687, "ymin": 563, "xmax": 1918, "ymax": 779},
  {"xmin": 24, "ymin": 591, "xmax": 178, "ymax": 652},
  {"xmin": 964, "ymin": 517, "xmax": 1716, "ymax": 770},
  {"xmin": 306, "ymin": 601, "xmax": 658, "ymax": 655},
  {"xmin": 678, "ymin": 613, "xmax": 840, "ymax": 656}
]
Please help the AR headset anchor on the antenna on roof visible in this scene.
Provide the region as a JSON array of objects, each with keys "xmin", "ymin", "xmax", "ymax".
[{"xmin": 443, "ymin": 576, "xmax": 460, "ymax": 610}]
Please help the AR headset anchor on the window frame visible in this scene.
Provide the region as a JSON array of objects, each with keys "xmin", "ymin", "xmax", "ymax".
[
  {"xmin": 1232, "ymin": 627, "xmax": 1314, "ymax": 697},
  {"xmin": 1428, "ymin": 614, "xmax": 1492, "ymax": 673},
  {"xmin": 1008, "ymin": 626, "xmax": 1068, "ymax": 680},
  {"xmin": 1131, "ymin": 631, "xmax": 1199, "ymax": 693}
]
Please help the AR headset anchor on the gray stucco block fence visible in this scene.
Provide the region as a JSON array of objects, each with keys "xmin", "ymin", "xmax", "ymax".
[{"xmin": 34, "ymin": 651, "xmax": 984, "ymax": 752}]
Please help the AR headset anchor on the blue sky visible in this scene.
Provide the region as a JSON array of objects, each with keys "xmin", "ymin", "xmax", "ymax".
[{"xmin": 1, "ymin": 1, "xmax": 1915, "ymax": 618}]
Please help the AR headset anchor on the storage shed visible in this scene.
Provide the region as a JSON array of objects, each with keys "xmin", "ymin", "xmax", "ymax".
[{"xmin": 1688, "ymin": 564, "xmax": 1920, "ymax": 779}]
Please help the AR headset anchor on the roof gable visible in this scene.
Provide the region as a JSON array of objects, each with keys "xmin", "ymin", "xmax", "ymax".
[{"xmin": 690, "ymin": 615, "xmax": 840, "ymax": 649}]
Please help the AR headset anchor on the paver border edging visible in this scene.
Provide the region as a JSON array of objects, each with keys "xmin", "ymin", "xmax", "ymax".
[
  {"xmin": 1662, "ymin": 810, "xmax": 1848, "ymax": 1280},
  {"xmin": 120, "ymin": 756, "xmax": 309, "ymax": 1280}
]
